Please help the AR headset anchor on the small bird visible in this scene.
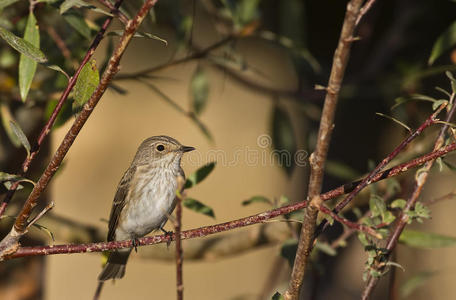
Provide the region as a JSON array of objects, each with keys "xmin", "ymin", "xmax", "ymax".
[{"xmin": 98, "ymin": 135, "xmax": 195, "ymax": 281}]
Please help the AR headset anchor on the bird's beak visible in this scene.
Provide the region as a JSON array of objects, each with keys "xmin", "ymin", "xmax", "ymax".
[{"xmin": 181, "ymin": 145, "xmax": 195, "ymax": 153}]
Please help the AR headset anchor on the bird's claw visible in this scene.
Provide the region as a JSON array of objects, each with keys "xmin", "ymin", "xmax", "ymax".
[
  {"xmin": 132, "ymin": 238, "xmax": 139, "ymax": 252},
  {"xmin": 160, "ymin": 227, "xmax": 173, "ymax": 248}
]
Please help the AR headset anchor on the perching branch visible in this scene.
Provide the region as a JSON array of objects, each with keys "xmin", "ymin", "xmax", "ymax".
[
  {"xmin": 0, "ymin": 0, "xmax": 125, "ymax": 218},
  {"xmin": 4, "ymin": 141, "xmax": 456, "ymax": 260},
  {"xmin": 284, "ymin": 0, "xmax": 364, "ymax": 299},
  {"xmin": 0, "ymin": 0, "xmax": 158, "ymax": 260},
  {"xmin": 361, "ymin": 92, "xmax": 456, "ymax": 300}
]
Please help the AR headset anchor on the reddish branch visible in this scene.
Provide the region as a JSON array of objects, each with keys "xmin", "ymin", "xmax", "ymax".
[
  {"xmin": 0, "ymin": 0, "xmax": 158, "ymax": 260},
  {"xmin": 4, "ymin": 141, "xmax": 456, "ymax": 260},
  {"xmin": 284, "ymin": 0, "xmax": 364, "ymax": 299},
  {"xmin": 0, "ymin": 0, "xmax": 125, "ymax": 218},
  {"xmin": 175, "ymin": 195, "xmax": 184, "ymax": 300},
  {"xmin": 361, "ymin": 93, "xmax": 456, "ymax": 299}
]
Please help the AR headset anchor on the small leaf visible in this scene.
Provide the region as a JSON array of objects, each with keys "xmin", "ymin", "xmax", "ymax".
[
  {"xmin": 325, "ymin": 160, "xmax": 361, "ymax": 181},
  {"xmin": 432, "ymin": 99, "xmax": 448, "ymax": 111},
  {"xmin": 183, "ymin": 198, "xmax": 215, "ymax": 218},
  {"xmin": 44, "ymin": 63, "xmax": 69, "ymax": 79},
  {"xmin": 280, "ymin": 238, "xmax": 298, "ymax": 267},
  {"xmin": 429, "ymin": 21, "xmax": 456, "ymax": 65},
  {"xmin": 31, "ymin": 223, "xmax": 55, "ymax": 241},
  {"xmin": 399, "ymin": 230, "xmax": 456, "ymax": 248},
  {"xmin": 190, "ymin": 67, "xmax": 209, "ymax": 115},
  {"xmin": 60, "ymin": 0, "xmax": 113, "ymax": 16},
  {"xmin": 0, "ymin": 171, "xmax": 35, "ymax": 186},
  {"xmin": 271, "ymin": 292, "xmax": 285, "ymax": 300},
  {"xmin": 107, "ymin": 30, "xmax": 167, "ymax": 45},
  {"xmin": 271, "ymin": 104, "xmax": 297, "ymax": 176},
  {"xmin": 19, "ymin": 12, "xmax": 40, "ymax": 102},
  {"xmin": 73, "ymin": 59, "xmax": 99, "ymax": 112},
  {"xmin": 369, "ymin": 194, "xmax": 386, "ymax": 218},
  {"xmin": 63, "ymin": 12, "xmax": 92, "ymax": 39},
  {"xmin": 390, "ymin": 199, "xmax": 406, "ymax": 209},
  {"xmin": 9, "ymin": 120, "xmax": 31, "ymax": 158},
  {"xmin": 184, "ymin": 162, "xmax": 216, "ymax": 189},
  {"xmin": 45, "ymin": 99, "xmax": 74, "ymax": 128},
  {"xmin": 0, "ymin": 26, "xmax": 47, "ymax": 63},
  {"xmin": 400, "ymin": 271, "xmax": 435, "ymax": 298},
  {"xmin": 242, "ymin": 196, "xmax": 272, "ymax": 206},
  {"xmin": 0, "ymin": 0, "xmax": 20, "ymax": 10},
  {"xmin": 375, "ymin": 112, "xmax": 411, "ymax": 132},
  {"xmin": 314, "ymin": 241, "xmax": 337, "ymax": 256},
  {"xmin": 0, "ymin": 103, "xmax": 21, "ymax": 147}
]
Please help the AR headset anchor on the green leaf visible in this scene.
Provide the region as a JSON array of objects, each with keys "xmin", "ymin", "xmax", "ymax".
[
  {"xmin": 9, "ymin": 120, "xmax": 31, "ymax": 158},
  {"xmin": 400, "ymin": 271, "xmax": 435, "ymax": 298},
  {"xmin": 45, "ymin": 99, "xmax": 74, "ymax": 128},
  {"xmin": 0, "ymin": 26, "xmax": 47, "ymax": 63},
  {"xmin": 19, "ymin": 12, "xmax": 40, "ymax": 102},
  {"xmin": 183, "ymin": 198, "xmax": 215, "ymax": 218},
  {"xmin": 63, "ymin": 12, "xmax": 92, "ymax": 39},
  {"xmin": 390, "ymin": 199, "xmax": 406, "ymax": 209},
  {"xmin": 325, "ymin": 160, "xmax": 361, "ymax": 181},
  {"xmin": 280, "ymin": 238, "xmax": 298, "ymax": 267},
  {"xmin": 107, "ymin": 30, "xmax": 168, "ymax": 45},
  {"xmin": 432, "ymin": 99, "xmax": 448, "ymax": 111},
  {"xmin": 271, "ymin": 292, "xmax": 285, "ymax": 300},
  {"xmin": 0, "ymin": 102, "xmax": 21, "ymax": 147},
  {"xmin": 314, "ymin": 241, "xmax": 337, "ymax": 256},
  {"xmin": 242, "ymin": 196, "xmax": 272, "ymax": 206},
  {"xmin": 429, "ymin": 21, "xmax": 456, "ymax": 65},
  {"xmin": 32, "ymin": 222, "xmax": 55, "ymax": 241},
  {"xmin": 184, "ymin": 162, "xmax": 216, "ymax": 189},
  {"xmin": 73, "ymin": 59, "xmax": 99, "ymax": 112},
  {"xmin": 369, "ymin": 194, "xmax": 386, "ymax": 218},
  {"xmin": 0, "ymin": 0, "xmax": 19, "ymax": 10},
  {"xmin": 190, "ymin": 67, "xmax": 209, "ymax": 115},
  {"xmin": 0, "ymin": 171, "xmax": 35, "ymax": 186},
  {"xmin": 399, "ymin": 230, "xmax": 456, "ymax": 248},
  {"xmin": 60, "ymin": 0, "xmax": 113, "ymax": 16},
  {"xmin": 271, "ymin": 104, "xmax": 297, "ymax": 176}
]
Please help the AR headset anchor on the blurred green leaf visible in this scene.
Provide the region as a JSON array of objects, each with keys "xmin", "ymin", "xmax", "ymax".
[
  {"xmin": 280, "ymin": 238, "xmax": 298, "ymax": 267},
  {"xmin": 400, "ymin": 271, "xmax": 435, "ymax": 298},
  {"xmin": 190, "ymin": 67, "xmax": 209, "ymax": 115},
  {"xmin": 63, "ymin": 12, "xmax": 92, "ymax": 39},
  {"xmin": 390, "ymin": 199, "xmax": 406, "ymax": 209},
  {"xmin": 19, "ymin": 12, "xmax": 40, "ymax": 102},
  {"xmin": 237, "ymin": 0, "xmax": 260, "ymax": 25},
  {"xmin": 0, "ymin": 26, "xmax": 47, "ymax": 63},
  {"xmin": 0, "ymin": 103, "xmax": 21, "ymax": 147},
  {"xmin": 184, "ymin": 162, "xmax": 216, "ymax": 189},
  {"xmin": 73, "ymin": 59, "xmax": 99, "ymax": 112},
  {"xmin": 271, "ymin": 104, "xmax": 296, "ymax": 176},
  {"xmin": 429, "ymin": 21, "xmax": 456, "ymax": 65},
  {"xmin": 45, "ymin": 99, "xmax": 74, "ymax": 128},
  {"xmin": 107, "ymin": 30, "xmax": 168, "ymax": 45},
  {"xmin": 60, "ymin": 0, "xmax": 113, "ymax": 16},
  {"xmin": 325, "ymin": 160, "xmax": 361, "ymax": 181},
  {"xmin": 399, "ymin": 230, "xmax": 456, "ymax": 248},
  {"xmin": 315, "ymin": 241, "xmax": 337, "ymax": 256},
  {"xmin": 271, "ymin": 292, "xmax": 285, "ymax": 300},
  {"xmin": 183, "ymin": 198, "xmax": 215, "ymax": 218},
  {"xmin": 432, "ymin": 99, "xmax": 448, "ymax": 110},
  {"xmin": 242, "ymin": 196, "xmax": 272, "ymax": 206},
  {"xmin": 369, "ymin": 194, "xmax": 386, "ymax": 218},
  {"xmin": 44, "ymin": 63, "xmax": 69, "ymax": 79},
  {"xmin": 9, "ymin": 120, "xmax": 31, "ymax": 158},
  {"xmin": 0, "ymin": 171, "xmax": 35, "ymax": 186},
  {"xmin": 32, "ymin": 222, "xmax": 55, "ymax": 241},
  {"xmin": 0, "ymin": 0, "xmax": 19, "ymax": 10}
]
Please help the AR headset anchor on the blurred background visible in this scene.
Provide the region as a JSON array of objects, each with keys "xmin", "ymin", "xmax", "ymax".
[{"xmin": 1, "ymin": 0, "xmax": 456, "ymax": 299}]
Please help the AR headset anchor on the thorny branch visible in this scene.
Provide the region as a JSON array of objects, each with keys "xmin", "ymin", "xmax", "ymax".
[
  {"xmin": 0, "ymin": 0, "xmax": 158, "ymax": 260},
  {"xmin": 284, "ymin": 0, "xmax": 364, "ymax": 299},
  {"xmin": 4, "ymin": 141, "xmax": 456, "ymax": 260}
]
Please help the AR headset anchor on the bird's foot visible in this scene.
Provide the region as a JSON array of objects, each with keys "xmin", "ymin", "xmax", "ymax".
[
  {"xmin": 160, "ymin": 227, "xmax": 173, "ymax": 248},
  {"xmin": 132, "ymin": 238, "xmax": 140, "ymax": 252}
]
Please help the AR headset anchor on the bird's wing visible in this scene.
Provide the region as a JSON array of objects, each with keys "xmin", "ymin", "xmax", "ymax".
[{"xmin": 107, "ymin": 165, "xmax": 136, "ymax": 241}]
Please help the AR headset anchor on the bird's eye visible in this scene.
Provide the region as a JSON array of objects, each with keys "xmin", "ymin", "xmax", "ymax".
[{"xmin": 156, "ymin": 144, "xmax": 165, "ymax": 151}]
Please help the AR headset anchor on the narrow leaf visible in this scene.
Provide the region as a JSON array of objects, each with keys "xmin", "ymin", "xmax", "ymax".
[
  {"xmin": 0, "ymin": 102, "xmax": 21, "ymax": 147},
  {"xmin": 400, "ymin": 271, "xmax": 435, "ymax": 298},
  {"xmin": 60, "ymin": 0, "xmax": 113, "ymax": 16},
  {"xmin": 107, "ymin": 30, "xmax": 168, "ymax": 45},
  {"xmin": 242, "ymin": 196, "xmax": 272, "ymax": 206},
  {"xmin": 63, "ymin": 12, "xmax": 92, "ymax": 39},
  {"xmin": 73, "ymin": 59, "xmax": 99, "ymax": 112},
  {"xmin": 19, "ymin": 12, "xmax": 40, "ymax": 102},
  {"xmin": 399, "ymin": 230, "xmax": 456, "ymax": 248},
  {"xmin": 183, "ymin": 198, "xmax": 215, "ymax": 218},
  {"xmin": 9, "ymin": 120, "xmax": 31, "ymax": 158},
  {"xmin": 190, "ymin": 67, "xmax": 209, "ymax": 115},
  {"xmin": 45, "ymin": 99, "xmax": 74, "ymax": 128},
  {"xmin": 0, "ymin": 26, "xmax": 47, "ymax": 63},
  {"xmin": 0, "ymin": 171, "xmax": 35, "ymax": 186},
  {"xmin": 280, "ymin": 238, "xmax": 298, "ymax": 267},
  {"xmin": 184, "ymin": 162, "xmax": 216, "ymax": 189},
  {"xmin": 271, "ymin": 104, "xmax": 297, "ymax": 176},
  {"xmin": 429, "ymin": 21, "xmax": 456, "ymax": 65},
  {"xmin": 0, "ymin": 0, "xmax": 19, "ymax": 10}
]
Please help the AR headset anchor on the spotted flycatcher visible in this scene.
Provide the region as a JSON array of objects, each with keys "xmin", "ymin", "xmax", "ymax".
[{"xmin": 98, "ymin": 135, "xmax": 194, "ymax": 281}]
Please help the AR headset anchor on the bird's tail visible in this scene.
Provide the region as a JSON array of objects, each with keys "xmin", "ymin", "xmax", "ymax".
[{"xmin": 98, "ymin": 249, "xmax": 132, "ymax": 281}]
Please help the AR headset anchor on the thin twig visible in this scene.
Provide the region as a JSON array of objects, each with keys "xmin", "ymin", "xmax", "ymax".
[
  {"xmin": 361, "ymin": 93, "xmax": 456, "ymax": 299},
  {"xmin": 0, "ymin": 0, "xmax": 125, "ymax": 218},
  {"xmin": 283, "ymin": 0, "xmax": 364, "ymax": 299},
  {"xmin": 355, "ymin": 0, "xmax": 378, "ymax": 26},
  {"xmin": 175, "ymin": 184, "xmax": 185, "ymax": 300},
  {"xmin": 0, "ymin": 0, "xmax": 159, "ymax": 260},
  {"xmin": 97, "ymin": 0, "xmax": 129, "ymax": 25},
  {"xmin": 5, "ymin": 142, "xmax": 456, "ymax": 260}
]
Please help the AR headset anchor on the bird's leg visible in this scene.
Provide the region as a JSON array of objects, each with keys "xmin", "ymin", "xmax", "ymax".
[
  {"xmin": 131, "ymin": 238, "xmax": 140, "ymax": 252},
  {"xmin": 160, "ymin": 227, "xmax": 173, "ymax": 247}
]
